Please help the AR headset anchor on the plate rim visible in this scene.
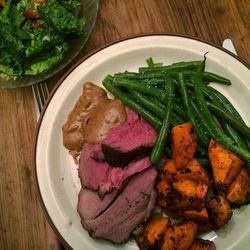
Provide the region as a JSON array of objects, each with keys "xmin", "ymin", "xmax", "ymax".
[{"xmin": 33, "ymin": 33, "xmax": 250, "ymax": 249}]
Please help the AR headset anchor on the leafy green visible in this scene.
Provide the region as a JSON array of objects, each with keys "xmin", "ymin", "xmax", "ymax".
[
  {"xmin": 0, "ymin": 24, "xmax": 25, "ymax": 61},
  {"xmin": 25, "ymin": 27, "xmax": 65, "ymax": 57},
  {"xmin": 0, "ymin": 0, "xmax": 86, "ymax": 80},
  {"xmin": 9, "ymin": 2, "xmax": 26, "ymax": 29},
  {"xmin": 61, "ymin": 0, "xmax": 81, "ymax": 10},
  {"xmin": 37, "ymin": 0, "xmax": 85, "ymax": 35},
  {"xmin": 25, "ymin": 43, "xmax": 68, "ymax": 75},
  {"xmin": 0, "ymin": 0, "xmax": 12, "ymax": 24}
]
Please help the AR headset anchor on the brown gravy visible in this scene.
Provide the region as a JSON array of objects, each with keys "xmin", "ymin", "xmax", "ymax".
[{"xmin": 62, "ymin": 82, "xmax": 126, "ymax": 152}]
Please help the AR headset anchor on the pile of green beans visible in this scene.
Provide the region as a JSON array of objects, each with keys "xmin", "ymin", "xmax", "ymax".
[{"xmin": 102, "ymin": 58, "xmax": 250, "ymax": 170}]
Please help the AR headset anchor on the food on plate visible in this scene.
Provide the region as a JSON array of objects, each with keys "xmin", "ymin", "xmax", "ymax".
[
  {"xmin": 63, "ymin": 82, "xmax": 157, "ymax": 243},
  {"xmin": 155, "ymin": 128, "xmax": 210, "ymax": 212},
  {"xmin": 177, "ymin": 207, "xmax": 210, "ymax": 228},
  {"xmin": 77, "ymin": 106, "xmax": 157, "ymax": 195},
  {"xmin": 63, "ymin": 82, "xmax": 126, "ymax": 152},
  {"xmin": 209, "ymin": 138, "xmax": 243, "ymax": 193},
  {"xmin": 162, "ymin": 178, "xmax": 209, "ymax": 211},
  {"xmin": 138, "ymin": 218, "xmax": 198, "ymax": 250},
  {"xmin": 206, "ymin": 195, "xmax": 232, "ymax": 228},
  {"xmin": 0, "ymin": 0, "xmax": 86, "ymax": 79},
  {"xmin": 168, "ymin": 220, "xmax": 197, "ymax": 250},
  {"xmin": 62, "ymin": 57, "xmax": 250, "ymax": 248},
  {"xmin": 78, "ymin": 167, "xmax": 157, "ymax": 243},
  {"xmin": 103, "ymin": 57, "xmax": 250, "ymax": 167},
  {"xmin": 139, "ymin": 216, "xmax": 170, "ymax": 249},
  {"xmin": 226, "ymin": 168, "xmax": 250, "ymax": 205},
  {"xmin": 100, "ymin": 108, "xmax": 157, "ymax": 167},
  {"xmin": 171, "ymin": 122, "xmax": 197, "ymax": 169},
  {"xmin": 189, "ymin": 238, "xmax": 216, "ymax": 250},
  {"xmin": 176, "ymin": 159, "xmax": 212, "ymax": 187},
  {"xmin": 79, "ymin": 143, "xmax": 152, "ymax": 195}
]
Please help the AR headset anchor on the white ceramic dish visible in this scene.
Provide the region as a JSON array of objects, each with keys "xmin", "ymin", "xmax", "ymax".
[{"xmin": 34, "ymin": 34, "xmax": 250, "ymax": 250}]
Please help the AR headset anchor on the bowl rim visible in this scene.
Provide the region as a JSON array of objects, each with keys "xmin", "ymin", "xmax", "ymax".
[{"xmin": 33, "ymin": 32, "xmax": 250, "ymax": 249}]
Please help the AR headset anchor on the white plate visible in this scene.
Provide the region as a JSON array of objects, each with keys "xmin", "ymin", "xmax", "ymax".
[{"xmin": 34, "ymin": 34, "xmax": 250, "ymax": 250}]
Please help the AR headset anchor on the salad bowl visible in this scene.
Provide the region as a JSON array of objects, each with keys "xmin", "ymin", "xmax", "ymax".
[{"xmin": 0, "ymin": 0, "xmax": 99, "ymax": 88}]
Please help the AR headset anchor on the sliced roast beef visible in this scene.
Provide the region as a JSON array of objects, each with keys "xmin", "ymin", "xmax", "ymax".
[
  {"xmin": 79, "ymin": 142, "xmax": 152, "ymax": 195},
  {"xmin": 100, "ymin": 113, "xmax": 157, "ymax": 166},
  {"xmin": 77, "ymin": 188, "xmax": 118, "ymax": 220},
  {"xmin": 79, "ymin": 143, "xmax": 111, "ymax": 191},
  {"xmin": 101, "ymin": 144, "xmax": 152, "ymax": 167},
  {"xmin": 125, "ymin": 107, "xmax": 139, "ymax": 123},
  {"xmin": 78, "ymin": 167, "xmax": 157, "ymax": 243},
  {"xmin": 99, "ymin": 157, "xmax": 152, "ymax": 195}
]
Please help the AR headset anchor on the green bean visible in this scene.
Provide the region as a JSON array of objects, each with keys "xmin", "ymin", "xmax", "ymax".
[
  {"xmin": 202, "ymin": 72, "xmax": 231, "ymax": 85},
  {"xmin": 113, "ymin": 78, "xmax": 166, "ymax": 100},
  {"xmin": 146, "ymin": 57, "xmax": 163, "ymax": 67},
  {"xmin": 148, "ymin": 96, "xmax": 166, "ymax": 110},
  {"xmin": 207, "ymin": 102, "xmax": 250, "ymax": 141},
  {"xmin": 128, "ymin": 89, "xmax": 207, "ymax": 157},
  {"xmin": 190, "ymin": 100, "xmax": 211, "ymax": 146},
  {"xmin": 113, "ymin": 77, "xmax": 188, "ymax": 120},
  {"xmin": 146, "ymin": 57, "xmax": 155, "ymax": 67},
  {"xmin": 188, "ymin": 90, "xmax": 246, "ymax": 148},
  {"xmin": 150, "ymin": 81, "xmax": 175, "ymax": 164},
  {"xmin": 114, "ymin": 71, "xmax": 140, "ymax": 79},
  {"xmin": 202, "ymin": 87, "xmax": 248, "ymax": 149},
  {"xmin": 206, "ymin": 86, "xmax": 245, "ymax": 123},
  {"xmin": 193, "ymin": 60, "xmax": 250, "ymax": 168},
  {"xmin": 139, "ymin": 60, "xmax": 202, "ymax": 74},
  {"xmin": 129, "ymin": 90, "xmax": 184, "ymax": 125},
  {"xmin": 140, "ymin": 69, "xmax": 231, "ymax": 85},
  {"xmin": 178, "ymin": 72, "xmax": 210, "ymax": 148}
]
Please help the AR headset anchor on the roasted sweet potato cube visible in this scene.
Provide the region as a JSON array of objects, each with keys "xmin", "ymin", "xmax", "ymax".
[
  {"xmin": 161, "ymin": 220, "xmax": 197, "ymax": 250},
  {"xmin": 179, "ymin": 159, "xmax": 212, "ymax": 187},
  {"xmin": 178, "ymin": 207, "xmax": 209, "ymax": 224},
  {"xmin": 156, "ymin": 173, "xmax": 171, "ymax": 197},
  {"xmin": 156, "ymin": 174, "xmax": 171, "ymax": 207},
  {"xmin": 142, "ymin": 217, "xmax": 170, "ymax": 249},
  {"xmin": 206, "ymin": 195, "xmax": 232, "ymax": 228},
  {"xmin": 177, "ymin": 208, "xmax": 211, "ymax": 233},
  {"xmin": 160, "ymin": 223, "xmax": 175, "ymax": 250},
  {"xmin": 226, "ymin": 168, "xmax": 250, "ymax": 205},
  {"xmin": 163, "ymin": 159, "xmax": 178, "ymax": 183},
  {"xmin": 172, "ymin": 122, "xmax": 197, "ymax": 169},
  {"xmin": 189, "ymin": 238, "xmax": 216, "ymax": 250},
  {"xmin": 209, "ymin": 139, "xmax": 243, "ymax": 193},
  {"xmin": 165, "ymin": 179, "xmax": 208, "ymax": 210},
  {"xmin": 163, "ymin": 159, "xmax": 177, "ymax": 174},
  {"xmin": 173, "ymin": 221, "xmax": 198, "ymax": 250},
  {"xmin": 163, "ymin": 158, "xmax": 211, "ymax": 187}
]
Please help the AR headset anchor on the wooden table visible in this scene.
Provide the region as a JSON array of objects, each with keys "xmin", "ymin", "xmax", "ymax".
[{"xmin": 0, "ymin": 0, "xmax": 249, "ymax": 249}]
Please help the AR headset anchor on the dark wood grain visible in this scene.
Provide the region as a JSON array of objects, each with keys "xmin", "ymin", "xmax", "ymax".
[{"xmin": 0, "ymin": 0, "xmax": 249, "ymax": 249}]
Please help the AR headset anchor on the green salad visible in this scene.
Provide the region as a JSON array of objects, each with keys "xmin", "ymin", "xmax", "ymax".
[{"xmin": 0, "ymin": 0, "xmax": 86, "ymax": 80}]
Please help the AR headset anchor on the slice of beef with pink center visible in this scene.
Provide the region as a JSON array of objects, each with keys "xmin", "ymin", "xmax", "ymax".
[
  {"xmin": 79, "ymin": 143, "xmax": 111, "ymax": 191},
  {"xmin": 78, "ymin": 167, "xmax": 157, "ymax": 244},
  {"xmin": 100, "ymin": 109, "xmax": 157, "ymax": 167},
  {"xmin": 79, "ymin": 142, "xmax": 152, "ymax": 195}
]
